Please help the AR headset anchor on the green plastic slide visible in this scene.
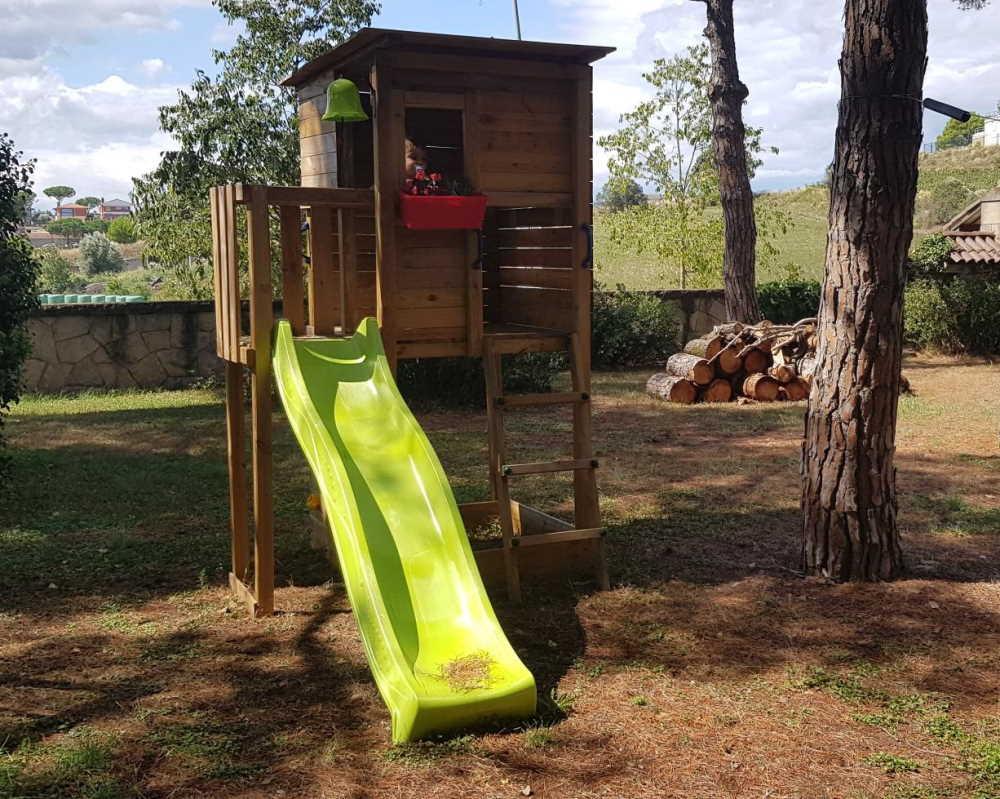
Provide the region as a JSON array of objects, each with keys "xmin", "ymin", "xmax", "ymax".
[{"xmin": 272, "ymin": 318, "xmax": 536, "ymax": 743}]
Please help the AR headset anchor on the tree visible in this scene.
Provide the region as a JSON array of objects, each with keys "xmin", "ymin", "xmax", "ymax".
[
  {"xmin": 75, "ymin": 196, "xmax": 102, "ymax": 213},
  {"xmin": 78, "ymin": 232, "xmax": 125, "ymax": 275},
  {"xmin": 46, "ymin": 218, "xmax": 86, "ymax": 245},
  {"xmin": 935, "ymin": 112, "xmax": 985, "ymax": 150},
  {"xmin": 0, "ymin": 134, "xmax": 40, "ymax": 481},
  {"xmin": 14, "ymin": 190, "xmax": 34, "ymax": 226},
  {"xmin": 801, "ymin": 0, "xmax": 985, "ymax": 582},
  {"xmin": 43, "ymin": 186, "xmax": 75, "ymax": 207},
  {"xmin": 135, "ymin": 0, "xmax": 378, "ymax": 280},
  {"xmin": 597, "ymin": 45, "xmax": 781, "ymax": 289},
  {"xmin": 693, "ymin": 0, "xmax": 762, "ymax": 322},
  {"xmin": 38, "ymin": 249, "xmax": 85, "ymax": 293},
  {"xmin": 107, "ymin": 216, "xmax": 137, "ymax": 243},
  {"xmin": 596, "ymin": 179, "xmax": 647, "ymax": 212}
]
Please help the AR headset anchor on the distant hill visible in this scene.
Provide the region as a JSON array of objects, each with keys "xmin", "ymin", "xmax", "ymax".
[
  {"xmin": 756, "ymin": 145, "xmax": 1000, "ymax": 281},
  {"xmin": 595, "ymin": 145, "xmax": 1000, "ymax": 289}
]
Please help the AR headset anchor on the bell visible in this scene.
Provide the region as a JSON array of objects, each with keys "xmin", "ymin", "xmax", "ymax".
[{"xmin": 322, "ymin": 78, "xmax": 369, "ymax": 123}]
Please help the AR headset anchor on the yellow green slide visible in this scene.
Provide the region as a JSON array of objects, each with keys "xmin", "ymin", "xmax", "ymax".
[{"xmin": 272, "ymin": 318, "xmax": 536, "ymax": 742}]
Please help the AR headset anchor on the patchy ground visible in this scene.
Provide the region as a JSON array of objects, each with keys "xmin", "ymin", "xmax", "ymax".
[{"xmin": 1, "ymin": 356, "xmax": 998, "ymax": 799}]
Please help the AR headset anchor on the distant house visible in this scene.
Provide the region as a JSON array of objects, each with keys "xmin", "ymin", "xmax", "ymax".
[
  {"xmin": 56, "ymin": 203, "xmax": 88, "ymax": 219},
  {"xmin": 942, "ymin": 189, "xmax": 1000, "ymax": 270},
  {"xmin": 99, "ymin": 198, "xmax": 131, "ymax": 220},
  {"xmin": 984, "ymin": 119, "xmax": 1000, "ymax": 148}
]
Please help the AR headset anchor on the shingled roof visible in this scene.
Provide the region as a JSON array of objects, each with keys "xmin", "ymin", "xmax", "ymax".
[{"xmin": 943, "ymin": 230, "xmax": 1000, "ymax": 265}]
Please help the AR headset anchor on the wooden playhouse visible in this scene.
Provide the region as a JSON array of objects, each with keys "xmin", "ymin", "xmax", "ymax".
[{"xmin": 211, "ymin": 28, "xmax": 614, "ymax": 616}]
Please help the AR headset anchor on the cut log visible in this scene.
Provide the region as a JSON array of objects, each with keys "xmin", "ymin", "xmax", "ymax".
[
  {"xmin": 646, "ymin": 373, "xmax": 698, "ymax": 404},
  {"xmin": 742, "ymin": 346, "xmax": 771, "ymax": 375},
  {"xmin": 778, "ymin": 378, "xmax": 809, "ymax": 402},
  {"xmin": 666, "ymin": 352, "xmax": 714, "ymax": 386},
  {"xmin": 700, "ymin": 378, "xmax": 733, "ymax": 403},
  {"xmin": 683, "ymin": 335, "xmax": 723, "ymax": 359},
  {"xmin": 715, "ymin": 345, "xmax": 743, "ymax": 375},
  {"xmin": 769, "ymin": 363, "xmax": 797, "ymax": 384},
  {"xmin": 742, "ymin": 373, "xmax": 780, "ymax": 402},
  {"xmin": 798, "ymin": 354, "xmax": 817, "ymax": 384},
  {"xmin": 713, "ymin": 322, "xmax": 744, "ymax": 337}
]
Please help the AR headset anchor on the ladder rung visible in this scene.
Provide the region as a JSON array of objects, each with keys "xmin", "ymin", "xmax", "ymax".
[
  {"xmin": 513, "ymin": 528, "xmax": 604, "ymax": 548},
  {"xmin": 496, "ymin": 391, "xmax": 589, "ymax": 408},
  {"xmin": 501, "ymin": 458, "xmax": 598, "ymax": 477}
]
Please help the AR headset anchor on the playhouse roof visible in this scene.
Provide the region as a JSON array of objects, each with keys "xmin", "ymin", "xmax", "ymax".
[{"xmin": 281, "ymin": 27, "xmax": 615, "ymax": 88}]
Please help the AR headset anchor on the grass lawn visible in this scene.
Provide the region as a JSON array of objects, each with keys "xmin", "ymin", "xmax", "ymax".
[{"xmin": 1, "ymin": 358, "xmax": 998, "ymax": 799}]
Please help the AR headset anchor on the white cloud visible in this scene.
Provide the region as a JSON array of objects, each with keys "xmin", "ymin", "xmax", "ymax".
[
  {"xmin": 556, "ymin": 0, "xmax": 1000, "ymax": 191},
  {"xmin": 0, "ymin": 0, "xmax": 208, "ymax": 75},
  {"xmin": 1, "ymin": 67, "xmax": 179, "ymax": 206},
  {"xmin": 139, "ymin": 58, "xmax": 167, "ymax": 78}
]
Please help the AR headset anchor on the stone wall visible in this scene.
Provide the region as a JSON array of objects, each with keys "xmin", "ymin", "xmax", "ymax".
[
  {"xmin": 25, "ymin": 301, "xmax": 222, "ymax": 393},
  {"xmin": 24, "ymin": 290, "xmax": 727, "ymax": 393}
]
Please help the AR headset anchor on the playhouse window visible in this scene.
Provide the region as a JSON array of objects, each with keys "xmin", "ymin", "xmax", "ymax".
[{"xmin": 404, "ymin": 108, "xmax": 464, "ymax": 180}]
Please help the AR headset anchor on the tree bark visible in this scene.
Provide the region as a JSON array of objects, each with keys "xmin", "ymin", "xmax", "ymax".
[
  {"xmin": 800, "ymin": 0, "xmax": 926, "ymax": 581},
  {"xmin": 698, "ymin": 0, "xmax": 762, "ymax": 323}
]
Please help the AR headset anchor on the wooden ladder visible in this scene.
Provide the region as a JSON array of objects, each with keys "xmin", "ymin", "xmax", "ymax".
[{"xmin": 482, "ymin": 332, "xmax": 609, "ymax": 602}]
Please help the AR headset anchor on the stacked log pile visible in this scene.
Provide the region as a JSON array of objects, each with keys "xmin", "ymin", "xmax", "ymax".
[{"xmin": 647, "ymin": 318, "xmax": 818, "ymax": 404}]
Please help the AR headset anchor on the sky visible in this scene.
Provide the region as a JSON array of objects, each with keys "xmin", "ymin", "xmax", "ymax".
[{"xmin": 3, "ymin": 0, "xmax": 1000, "ymax": 210}]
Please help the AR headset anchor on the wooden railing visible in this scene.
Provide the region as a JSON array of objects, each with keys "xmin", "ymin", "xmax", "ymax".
[{"xmin": 210, "ymin": 184, "xmax": 376, "ymax": 365}]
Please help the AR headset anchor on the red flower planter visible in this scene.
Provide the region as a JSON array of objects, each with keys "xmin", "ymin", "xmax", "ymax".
[{"xmin": 399, "ymin": 192, "xmax": 488, "ymax": 230}]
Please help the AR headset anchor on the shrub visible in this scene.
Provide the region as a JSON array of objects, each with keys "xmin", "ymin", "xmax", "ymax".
[
  {"xmin": 37, "ymin": 248, "xmax": 86, "ymax": 293},
  {"xmin": 904, "ymin": 277, "xmax": 1000, "ymax": 354},
  {"xmin": 0, "ymin": 133, "xmax": 39, "ymax": 481},
  {"xmin": 904, "ymin": 279, "xmax": 959, "ymax": 351},
  {"xmin": 757, "ymin": 278, "xmax": 821, "ymax": 323},
  {"xmin": 591, "ymin": 284, "xmax": 678, "ymax": 368},
  {"xmin": 77, "ymin": 232, "xmax": 125, "ymax": 275},
  {"xmin": 908, "ymin": 233, "xmax": 953, "ymax": 278},
  {"xmin": 397, "ymin": 353, "xmax": 559, "ymax": 409},
  {"xmin": 107, "ymin": 216, "xmax": 137, "ymax": 243},
  {"xmin": 925, "ymin": 176, "xmax": 974, "ymax": 225},
  {"xmin": 105, "ymin": 270, "xmax": 156, "ymax": 299}
]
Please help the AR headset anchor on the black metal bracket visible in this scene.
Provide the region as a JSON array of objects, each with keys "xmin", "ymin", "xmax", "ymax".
[
  {"xmin": 471, "ymin": 231, "xmax": 487, "ymax": 269},
  {"xmin": 580, "ymin": 223, "xmax": 594, "ymax": 269}
]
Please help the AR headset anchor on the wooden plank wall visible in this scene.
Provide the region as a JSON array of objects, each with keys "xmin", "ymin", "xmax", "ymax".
[
  {"xmin": 297, "ymin": 77, "xmax": 338, "ymax": 188},
  {"xmin": 492, "ymin": 206, "xmax": 576, "ymax": 332}
]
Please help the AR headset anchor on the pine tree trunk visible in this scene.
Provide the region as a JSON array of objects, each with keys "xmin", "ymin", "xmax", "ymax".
[
  {"xmin": 800, "ymin": 0, "xmax": 927, "ymax": 581},
  {"xmin": 700, "ymin": 0, "xmax": 762, "ymax": 323}
]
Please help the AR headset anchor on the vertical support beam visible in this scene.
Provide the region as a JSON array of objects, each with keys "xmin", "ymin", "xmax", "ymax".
[
  {"xmin": 279, "ymin": 205, "xmax": 306, "ymax": 335},
  {"xmin": 371, "ymin": 58, "xmax": 403, "ymax": 372},
  {"xmin": 464, "ymin": 88, "xmax": 484, "ymax": 356},
  {"xmin": 483, "ymin": 340, "xmax": 521, "ymax": 602},
  {"xmin": 338, "ymin": 207, "xmax": 358, "ymax": 333},
  {"xmin": 308, "ymin": 206, "xmax": 338, "ymax": 335},
  {"xmin": 245, "ymin": 186, "xmax": 275, "ymax": 616},
  {"xmin": 482, "ymin": 209, "xmax": 501, "ymax": 324},
  {"xmin": 210, "ymin": 188, "xmax": 224, "ymax": 355},
  {"xmin": 569, "ymin": 72, "xmax": 605, "ymax": 588},
  {"xmin": 225, "ymin": 360, "xmax": 250, "ymax": 583}
]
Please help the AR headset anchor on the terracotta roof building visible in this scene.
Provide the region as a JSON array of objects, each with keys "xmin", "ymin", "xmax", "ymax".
[{"xmin": 942, "ymin": 189, "xmax": 1000, "ymax": 269}]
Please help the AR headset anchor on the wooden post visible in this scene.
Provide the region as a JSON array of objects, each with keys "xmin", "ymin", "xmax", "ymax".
[
  {"xmin": 483, "ymin": 339, "xmax": 521, "ymax": 602},
  {"xmin": 245, "ymin": 186, "xmax": 275, "ymax": 616},
  {"xmin": 279, "ymin": 205, "xmax": 306, "ymax": 335},
  {"xmin": 371, "ymin": 59, "xmax": 403, "ymax": 373},
  {"xmin": 308, "ymin": 206, "xmax": 338, "ymax": 336},
  {"xmin": 225, "ymin": 361, "xmax": 250, "ymax": 583},
  {"xmin": 464, "ymin": 88, "xmax": 484, "ymax": 356},
  {"xmin": 338, "ymin": 207, "xmax": 358, "ymax": 333}
]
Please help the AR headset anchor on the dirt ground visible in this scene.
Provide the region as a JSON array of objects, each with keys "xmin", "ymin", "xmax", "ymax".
[{"xmin": 1, "ymin": 356, "xmax": 997, "ymax": 799}]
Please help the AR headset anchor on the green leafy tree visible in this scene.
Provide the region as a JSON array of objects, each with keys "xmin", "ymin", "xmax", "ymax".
[
  {"xmin": 77, "ymin": 232, "xmax": 125, "ymax": 275},
  {"xmin": 0, "ymin": 134, "xmax": 40, "ymax": 480},
  {"xmin": 15, "ymin": 190, "xmax": 34, "ymax": 225},
  {"xmin": 596, "ymin": 179, "xmax": 647, "ymax": 212},
  {"xmin": 75, "ymin": 196, "xmax": 101, "ymax": 211},
  {"xmin": 908, "ymin": 233, "xmax": 954, "ymax": 277},
  {"xmin": 935, "ymin": 112, "xmax": 985, "ymax": 150},
  {"xmin": 42, "ymin": 185, "xmax": 75, "ymax": 207},
  {"xmin": 135, "ymin": 0, "xmax": 378, "ymax": 286},
  {"xmin": 45, "ymin": 218, "xmax": 86, "ymax": 245},
  {"xmin": 596, "ymin": 45, "xmax": 781, "ymax": 289},
  {"xmin": 38, "ymin": 249, "xmax": 85, "ymax": 293},
  {"xmin": 106, "ymin": 216, "xmax": 137, "ymax": 243}
]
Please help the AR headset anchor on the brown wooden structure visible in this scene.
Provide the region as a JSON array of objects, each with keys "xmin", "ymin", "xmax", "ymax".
[{"xmin": 212, "ymin": 29, "xmax": 613, "ymax": 616}]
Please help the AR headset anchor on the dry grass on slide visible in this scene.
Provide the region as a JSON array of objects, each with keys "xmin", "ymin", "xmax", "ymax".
[{"xmin": 0, "ymin": 355, "xmax": 997, "ymax": 798}]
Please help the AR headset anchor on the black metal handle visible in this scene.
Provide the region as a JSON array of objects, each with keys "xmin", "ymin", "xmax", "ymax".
[
  {"xmin": 580, "ymin": 223, "xmax": 593, "ymax": 269},
  {"xmin": 471, "ymin": 231, "xmax": 486, "ymax": 269}
]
